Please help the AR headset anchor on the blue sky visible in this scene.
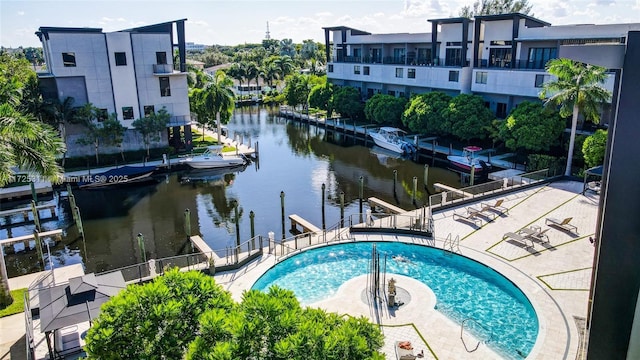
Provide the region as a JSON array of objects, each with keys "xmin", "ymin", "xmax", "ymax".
[{"xmin": 2, "ymin": 0, "xmax": 639, "ymax": 48}]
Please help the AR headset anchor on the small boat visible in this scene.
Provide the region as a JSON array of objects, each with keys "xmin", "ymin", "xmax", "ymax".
[
  {"xmin": 369, "ymin": 127, "xmax": 417, "ymax": 155},
  {"xmin": 78, "ymin": 166, "xmax": 157, "ymax": 189},
  {"xmin": 179, "ymin": 164, "xmax": 247, "ymax": 184},
  {"xmin": 179, "ymin": 145, "xmax": 247, "ymax": 169},
  {"xmin": 447, "ymin": 146, "xmax": 491, "ymax": 174}
]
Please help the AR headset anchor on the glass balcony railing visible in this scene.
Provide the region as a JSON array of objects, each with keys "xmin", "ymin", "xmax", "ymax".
[{"xmin": 153, "ymin": 63, "xmax": 187, "ymax": 74}]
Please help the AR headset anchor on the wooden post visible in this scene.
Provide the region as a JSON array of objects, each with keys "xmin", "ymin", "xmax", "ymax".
[
  {"xmin": 184, "ymin": 209, "xmax": 191, "ymax": 240},
  {"xmin": 412, "ymin": 176, "xmax": 418, "ymax": 205},
  {"xmin": 321, "ymin": 183, "xmax": 326, "ymax": 230},
  {"xmin": 31, "ymin": 201, "xmax": 41, "ymax": 233},
  {"xmin": 424, "ymin": 164, "xmax": 429, "ymax": 189},
  {"xmin": 470, "ymin": 165, "xmax": 475, "ymax": 186},
  {"xmin": 233, "ymin": 201, "xmax": 240, "ymax": 250},
  {"xmin": 280, "ymin": 191, "xmax": 285, "ymax": 240},
  {"xmin": 34, "ymin": 230, "xmax": 44, "ymax": 268},
  {"xmin": 250, "ymin": 210, "xmax": 255, "ymax": 249},
  {"xmin": 340, "ymin": 191, "xmax": 345, "ymax": 227},
  {"xmin": 359, "ymin": 176, "xmax": 364, "ymax": 215}
]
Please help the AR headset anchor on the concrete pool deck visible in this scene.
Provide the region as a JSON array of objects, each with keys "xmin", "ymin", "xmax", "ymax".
[
  {"xmin": 0, "ymin": 180, "xmax": 596, "ymax": 359},
  {"xmin": 215, "ymin": 180, "xmax": 598, "ymax": 359}
]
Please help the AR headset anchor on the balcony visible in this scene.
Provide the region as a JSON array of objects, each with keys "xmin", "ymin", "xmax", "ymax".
[
  {"xmin": 152, "ymin": 63, "xmax": 187, "ymax": 75},
  {"xmin": 166, "ymin": 115, "xmax": 192, "ymax": 127},
  {"xmin": 475, "ymin": 59, "xmax": 552, "ymax": 70}
]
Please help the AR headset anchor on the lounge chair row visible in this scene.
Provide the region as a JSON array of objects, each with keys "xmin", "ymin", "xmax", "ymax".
[
  {"xmin": 453, "ymin": 199, "xmax": 508, "ymax": 225},
  {"xmin": 503, "ymin": 226, "xmax": 550, "ymax": 248}
]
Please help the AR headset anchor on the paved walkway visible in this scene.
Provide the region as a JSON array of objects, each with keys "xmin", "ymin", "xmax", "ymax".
[{"xmin": 1, "ymin": 180, "xmax": 597, "ymax": 359}]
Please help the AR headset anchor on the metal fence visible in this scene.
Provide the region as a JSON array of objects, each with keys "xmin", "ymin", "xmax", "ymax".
[
  {"xmin": 269, "ymin": 211, "xmax": 434, "ymax": 262},
  {"xmin": 428, "ymin": 169, "xmax": 550, "ymax": 209}
]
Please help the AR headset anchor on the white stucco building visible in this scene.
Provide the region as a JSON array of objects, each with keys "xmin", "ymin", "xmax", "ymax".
[
  {"xmin": 36, "ymin": 19, "xmax": 194, "ymax": 155},
  {"xmin": 323, "ymin": 13, "xmax": 640, "ymax": 123}
]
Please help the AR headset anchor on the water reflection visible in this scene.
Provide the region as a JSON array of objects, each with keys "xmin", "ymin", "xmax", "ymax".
[{"xmin": 3, "ymin": 105, "xmax": 464, "ymax": 276}]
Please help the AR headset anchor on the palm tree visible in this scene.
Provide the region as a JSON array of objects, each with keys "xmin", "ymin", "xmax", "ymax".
[
  {"xmin": 193, "ymin": 71, "xmax": 235, "ymax": 142},
  {"xmin": 0, "ymin": 103, "xmax": 65, "ymax": 306},
  {"xmin": 274, "ymin": 55, "xmax": 295, "ymax": 83},
  {"xmin": 44, "ymin": 96, "xmax": 76, "ymax": 166},
  {"xmin": 244, "ymin": 62, "xmax": 259, "ymax": 99},
  {"xmin": 540, "ymin": 58, "xmax": 611, "ymax": 176},
  {"xmin": 279, "ymin": 39, "xmax": 296, "ymax": 57},
  {"xmin": 260, "ymin": 62, "xmax": 279, "ymax": 88}
]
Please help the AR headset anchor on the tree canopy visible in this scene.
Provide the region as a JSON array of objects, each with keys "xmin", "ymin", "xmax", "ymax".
[
  {"xmin": 495, "ymin": 101, "xmax": 565, "ymax": 152},
  {"xmin": 85, "ymin": 269, "xmax": 384, "ymax": 360},
  {"xmin": 402, "ymin": 92, "xmax": 452, "ymax": 135},
  {"xmin": 459, "ymin": 0, "xmax": 533, "ymax": 17},
  {"xmin": 582, "ymin": 129, "xmax": 608, "ymax": 168},
  {"xmin": 364, "ymin": 94, "xmax": 407, "ymax": 127},
  {"xmin": 308, "ymin": 83, "xmax": 334, "ymax": 115},
  {"xmin": 442, "ymin": 93, "xmax": 494, "ymax": 141},
  {"xmin": 132, "ymin": 107, "xmax": 171, "ymax": 157},
  {"xmin": 332, "ymin": 86, "xmax": 364, "ymax": 121}
]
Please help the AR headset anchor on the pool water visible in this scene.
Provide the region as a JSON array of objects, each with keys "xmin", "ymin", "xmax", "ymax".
[{"xmin": 252, "ymin": 242, "xmax": 538, "ymax": 359}]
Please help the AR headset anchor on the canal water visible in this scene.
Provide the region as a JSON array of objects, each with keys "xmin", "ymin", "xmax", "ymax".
[{"xmin": 2, "ymin": 105, "xmax": 464, "ymax": 277}]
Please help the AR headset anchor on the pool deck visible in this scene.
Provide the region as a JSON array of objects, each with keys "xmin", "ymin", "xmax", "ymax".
[
  {"xmin": 216, "ymin": 180, "xmax": 597, "ymax": 360},
  {"xmin": 1, "ymin": 180, "xmax": 597, "ymax": 359}
]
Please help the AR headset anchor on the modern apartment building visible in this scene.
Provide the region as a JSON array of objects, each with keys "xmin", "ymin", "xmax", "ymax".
[
  {"xmin": 35, "ymin": 19, "xmax": 193, "ymax": 155},
  {"xmin": 323, "ymin": 14, "xmax": 640, "ymax": 123}
]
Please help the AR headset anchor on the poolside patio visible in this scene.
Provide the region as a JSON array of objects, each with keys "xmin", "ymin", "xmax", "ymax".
[{"xmin": 216, "ymin": 180, "xmax": 597, "ymax": 359}]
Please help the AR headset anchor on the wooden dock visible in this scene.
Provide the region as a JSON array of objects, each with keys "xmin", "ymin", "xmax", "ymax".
[
  {"xmin": 0, "ymin": 229, "xmax": 64, "ymax": 247},
  {"xmin": 189, "ymin": 235, "xmax": 223, "ymax": 264},
  {"xmin": 289, "ymin": 214, "xmax": 321, "ymax": 234},
  {"xmin": 367, "ymin": 197, "xmax": 406, "ymax": 214},
  {"xmin": 0, "ymin": 182, "xmax": 53, "ymax": 201},
  {"xmin": 0, "ymin": 203, "xmax": 58, "ymax": 224},
  {"xmin": 433, "ymin": 183, "xmax": 473, "ymax": 198}
]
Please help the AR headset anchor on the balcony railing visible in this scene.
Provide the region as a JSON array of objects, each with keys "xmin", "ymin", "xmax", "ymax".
[
  {"xmin": 475, "ymin": 59, "xmax": 552, "ymax": 70},
  {"xmin": 153, "ymin": 63, "xmax": 187, "ymax": 74},
  {"xmin": 330, "ymin": 56, "xmax": 468, "ymax": 67}
]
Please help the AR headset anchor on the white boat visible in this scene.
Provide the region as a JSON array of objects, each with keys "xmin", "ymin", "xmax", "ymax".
[
  {"xmin": 179, "ymin": 145, "xmax": 247, "ymax": 169},
  {"xmin": 369, "ymin": 127, "xmax": 417, "ymax": 155},
  {"xmin": 447, "ymin": 146, "xmax": 491, "ymax": 174}
]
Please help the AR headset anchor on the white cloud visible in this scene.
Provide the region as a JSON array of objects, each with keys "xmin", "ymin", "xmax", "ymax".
[
  {"xmin": 17, "ymin": 11, "xmax": 25, "ymax": 16},
  {"xmin": 373, "ymin": 12, "xmax": 385, "ymax": 17},
  {"xmin": 315, "ymin": 12, "xmax": 333, "ymax": 18},
  {"xmin": 190, "ymin": 20, "xmax": 209, "ymax": 27}
]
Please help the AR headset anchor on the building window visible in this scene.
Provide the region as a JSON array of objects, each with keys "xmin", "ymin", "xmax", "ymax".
[
  {"xmin": 354, "ymin": 65, "xmax": 360, "ymax": 75},
  {"xmin": 388, "ymin": 90, "xmax": 395, "ymax": 96},
  {"xmin": 328, "ymin": 64, "xmax": 334, "ymax": 72},
  {"xmin": 476, "ymin": 71, "xmax": 488, "ymax": 84},
  {"xmin": 489, "ymin": 48, "xmax": 512, "ymax": 68},
  {"xmin": 156, "ymin": 52, "xmax": 167, "ymax": 65},
  {"xmin": 535, "ymin": 74, "xmax": 550, "ymax": 88},
  {"xmin": 399, "ymin": 92, "xmax": 405, "ymax": 98},
  {"xmin": 62, "ymin": 52, "xmax": 76, "ymax": 67},
  {"xmin": 445, "ymin": 48, "xmax": 462, "ymax": 66},
  {"xmin": 395, "ymin": 68, "xmax": 403, "ymax": 78},
  {"xmin": 160, "ymin": 77, "xmax": 171, "ymax": 97},
  {"xmin": 408, "ymin": 68, "xmax": 416, "ymax": 79},
  {"xmin": 114, "ymin": 52, "xmax": 127, "ymax": 66},
  {"xmin": 144, "ymin": 105, "xmax": 155, "ymax": 117},
  {"xmin": 528, "ymin": 48, "xmax": 557, "ymax": 69},
  {"xmin": 449, "ymin": 70, "xmax": 459, "ymax": 82},
  {"xmin": 97, "ymin": 109, "xmax": 108, "ymax": 122},
  {"xmin": 496, "ymin": 103, "xmax": 507, "ymax": 118},
  {"xmin": 364, "ymin": 66, "xmax": 370, "ymax": 75},
  {"xmin": 122, "ymin": 107, "xmax": 134, "ymax": 120}
]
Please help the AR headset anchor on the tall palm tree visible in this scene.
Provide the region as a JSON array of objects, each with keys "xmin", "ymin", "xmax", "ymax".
[
  {"xmin": 244, "ymin": 62, "xmax": 259, "ymax": 99},
  {"xmin": 279, "ymin": 39, "xmax": 296, "ymax": 57},
  {"xmin": 0, "ymin": 103, "xmax": 65, "ymax": 306},
  {"xmin": 260, "ymin": 62, "xmax": 279, "ymax": 88},
  {"xmin": 540, "ymin": 58, "xmax": 611, "ymax": 176},
  {"xmin": 194, "ymin": 71, "xmax": 235, "ymax": 142},
  {"xmin": 274, "ymin": 55, "xmax": 295, "ymax": 83}
]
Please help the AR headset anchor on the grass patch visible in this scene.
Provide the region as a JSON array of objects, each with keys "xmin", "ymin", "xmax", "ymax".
[{"xmin": 0, "ymin": 288, "xmax": 27, "ymax": 318}]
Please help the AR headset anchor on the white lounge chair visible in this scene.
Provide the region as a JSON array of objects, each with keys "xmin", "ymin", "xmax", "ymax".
[
  {"xmin": 519, "ymin": 226, "xmax": 550, "ymax": 243},
  {"xmin": 545, "ymin": 217, "xmax": 578, "ymax": 233},
  {"xmin": 481, "ymin": 199, "xmax": 508, "ymax": 214},
  {"xmin": 503, "ymin": 232, "xmax": 534, "ymax": 248},
  {"xmin": 453, "ymin": 208, "xmax": 483, "ymax": 226}
]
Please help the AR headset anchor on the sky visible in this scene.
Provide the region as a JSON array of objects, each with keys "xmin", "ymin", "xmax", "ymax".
[{"xmin": 1, "ymin": 0, "xmax": 639, "ymax": 48}]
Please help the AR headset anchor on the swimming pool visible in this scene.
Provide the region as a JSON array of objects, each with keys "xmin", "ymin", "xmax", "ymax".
[{"xmin": 252, "ymin": 242, "xmax": 538, "ymax": 359}]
